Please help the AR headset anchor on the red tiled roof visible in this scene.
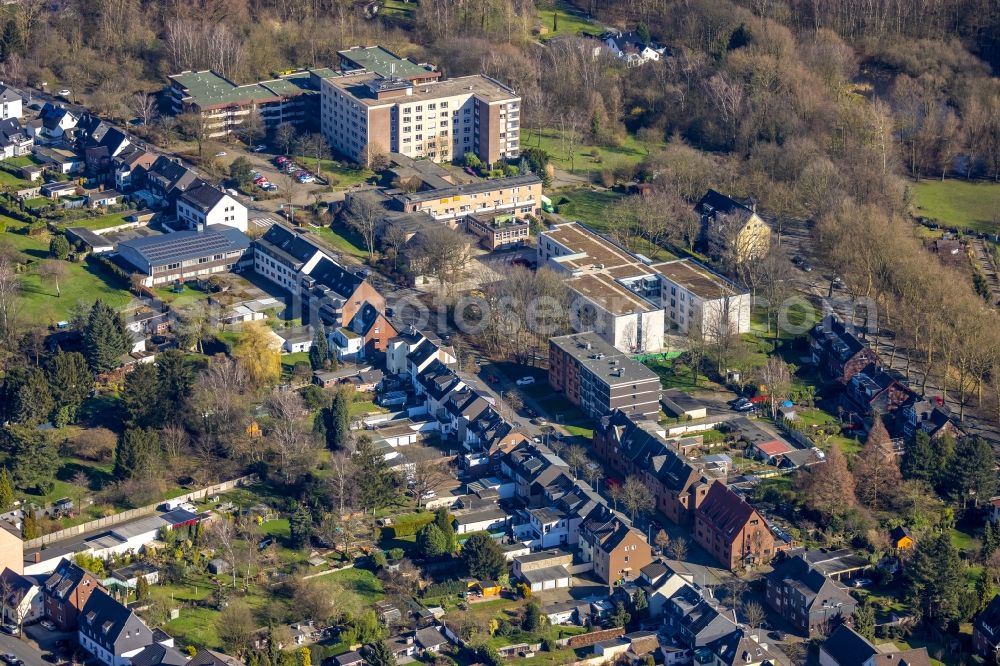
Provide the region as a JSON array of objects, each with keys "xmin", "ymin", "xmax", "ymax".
[
  {"xmin": 755, "ymin": 439, "xmax": 793, "ymax": 456},
  {"xmin": 696, "ymin": 481, "xmax": 758, "ymax": 543}
]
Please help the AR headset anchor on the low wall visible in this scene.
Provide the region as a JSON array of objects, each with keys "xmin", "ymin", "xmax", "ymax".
[{"xmin": 25, "ymin": 474, "xmax": 257, "ymax": 548}]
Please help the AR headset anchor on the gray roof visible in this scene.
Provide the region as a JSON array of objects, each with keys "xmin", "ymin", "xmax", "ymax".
[
  {"xmin": 79, "ymin": 588, "xmax": 153, "ymax": 653},
  {"xmin": 394, "ymin": 174, "xmax": 541, "ymax": 205},
  {"xmin": 0, "ymin": 84, "xmax": 21, "ymax": 103},
  {"xmin": 67, "ymin": 227, "xmax": 114, "ymax": 250},
  {"xmin": 129, "ymin": 643, "xmax": 188, "ymax": 666},
  {"xmin": 256, "ymin": 223, "xmax": 325, "ymax": 265},
  {"xmin": 414, "ymin": 626, "xmax": 449, "ymax": 650},
  {"xmin": 821, "ymin": 625, "xmax": 878, "ymax": 666},
  {"xmin": 119, "ymin": 225, "xmax": 250, "ymax": 268},
  {"xmin": 453, "ymin": 507, "xmax": 507, "ymax": 525},
  {"xmin": 549, "ymin": 332, "xmax": 660, "ymax": 387},
  {"xmin": 521, "ymin": 565, "xmax": 571, "ymax": 585},
  {"xmin": 181, "ymin": 180, "xmax": 228, "ymax": 212}
]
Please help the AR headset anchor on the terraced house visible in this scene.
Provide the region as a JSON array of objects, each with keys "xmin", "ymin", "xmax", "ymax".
[{"xmin": 694, "ymin": 482, "xmax": 775, "ymax": 570}]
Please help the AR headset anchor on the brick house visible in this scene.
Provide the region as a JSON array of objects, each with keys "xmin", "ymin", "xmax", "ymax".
[
  {"xmin": 43, "ymin": 558, "xmax": 106, "ymax": 631},
  {"xmin": 765, "ymin": 554, "xmax": 857, "ymax": 635},
  {"xmin": 694, "ymin": 482, "xmax": 775, "ymax": 571},
  {"xmin": 579, "ymin": 512, "xmax": 653, "ymax": 589},
  {"xmin": 809, "ymin": 316, "xmax": 880, "ymax": 383},
  {"xmin": 594, "ymin": 410, "xmax": 710, "ymax": 525}
]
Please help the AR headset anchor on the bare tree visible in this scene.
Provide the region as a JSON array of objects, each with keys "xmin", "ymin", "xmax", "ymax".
[
  {"xmin": 177, "ymin": 112, "xmax": 209, "ymax": 158},
  {"xmin": 0, "ymin": 254, "xmax": 21, "ymax": 344},
  {"xmin": 206, "ymin": 518, "xmax": 239, "ymax": 588},
  {"xmin": 582, "ymin": 459, "xmax": 604, "ymax": 488},
  {"xmin": 327, "ymin": 451, "xmax": 355, "ymax": 518},
  {"xmin": 503, "ymin": 389, "xmax": 523, "ymax": 416},
  {"xmin": 130, "ymin": 91, "xmax": 158, "ymax": 127},
  {"xmin": 159, "ymin": 423, "xmax": 189, "ymax": 462},
  {"xmin": 654, "ymin": 529, "xmax": 670, "ymax": 553},
  {"xmin": 622, "ymin": 475, "xmax": 654, "ymax": 522},
  {"xmin": 403, "ymin": 226, "xmax": 470, "ymax": 292},
  {"xmin": 38, "ymin": 260, "xmax": 67, "ymax": 297},
  {"xmin": 265, "ymin": 390, "xmax": 319, "ymax": 485},
  {"xmin": 294, "ymin": 132, "xmax": 331, "ymax": 179},
  {"xmin": 343, "ymin": 192, "xmax": 383, "ymax": 261},
  {"xmin": 564, "ymin": 445, "xmax": 588, "ymax": 478},
  {"xmin": 667, "ymin": 535, "xmax": 688, "ymax": 561},
  {"xmin": 0, "ymin": 573, "xmax": 29, "ymax": 634},
  {"xmin": 410, "ymin": 459, "xmax": 450, "ymax": 509},
  {"xmin": 755, "ymin": 356, "xmax": 792, "ymax": 420},
  {"xmin": 240, "ymin": 109, "xmax": 265, "ymax": 146},
  {"xmin": 743, "ymin": 601, "xmax": 766, "ymax": 638}
]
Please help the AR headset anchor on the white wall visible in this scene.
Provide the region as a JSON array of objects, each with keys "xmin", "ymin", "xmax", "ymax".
[
  {"xmin": 177, "ymin": 194, "xmax": 248, "ymax": 233},
  {"xmin": 0, "ymin": 98, "xmax": 22, "ymax": 120}
]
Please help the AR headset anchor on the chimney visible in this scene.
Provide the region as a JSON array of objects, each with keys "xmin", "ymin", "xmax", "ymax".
[{"xmin": 34, "ymin": 552, "xmax": 41, "ymax": 563}]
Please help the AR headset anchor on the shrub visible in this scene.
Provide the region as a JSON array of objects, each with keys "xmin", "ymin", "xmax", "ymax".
[
  {"xmin": 542, "ymin": 638, "xmax": 557, "ymax": 652},
  {"xmin": 388, "ymin": 548, "xmax": 404, "ymax": 560},
  {"xmin": 599, "ymin": 169, "xmax": 614, "ymax": 187}
]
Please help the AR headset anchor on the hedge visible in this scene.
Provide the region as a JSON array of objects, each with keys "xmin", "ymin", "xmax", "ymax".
[
  {"xmin": 421, "ymin": 579, "xmax": 467, "ymax": 598},
  {"xmin": 384, "ymin": 513, "xmax": 436, "ymax": 539}
]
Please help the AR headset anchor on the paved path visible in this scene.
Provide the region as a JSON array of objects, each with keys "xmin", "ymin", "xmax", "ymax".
[{"xmin": 972, "ymin": 238, "xmax": 1000, "ymax": 306}]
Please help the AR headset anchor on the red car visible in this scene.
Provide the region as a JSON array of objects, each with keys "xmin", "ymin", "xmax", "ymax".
[
  {"xmin": 275, "ymin": 156, "xmax": 289, "ymax": 165},
  {"xmin": 750, "ymin": 395, "xmax": 769, "ymax": 404}
]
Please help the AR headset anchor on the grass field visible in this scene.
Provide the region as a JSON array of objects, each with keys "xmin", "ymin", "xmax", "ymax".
[
  {"xmin": 0, "ymin": 169, "xmax": 33, "ymax": 189},
  {"xmin": 315, "ymin": 222, "xmax": 369, "ymax": 260},
  {"xmin": 60, "ymin": 212, "xmax": 131, "ymax": 230},
  {"xmin": 523, "ymin": 128, "xmax": 663, "ymax": 175},
  {"xmin": 0, "ymin": 226, "xmax": 132, "ymax": 325},
  {"xmin": 536, "ymin": 0, "xmax": 605, "ymax": 40},
  {"xmin": 292, "ymin": 157, "xmax": 373, "ymax": 189},
  {"xmin": 911, "ymin": 179, "xmax": 1000, "ymax": 233}
]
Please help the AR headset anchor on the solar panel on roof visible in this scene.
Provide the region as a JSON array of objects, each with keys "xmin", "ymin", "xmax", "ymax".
[{"xmin": 138, "ymin": 234, "xmax": 234, "ymax": 262}]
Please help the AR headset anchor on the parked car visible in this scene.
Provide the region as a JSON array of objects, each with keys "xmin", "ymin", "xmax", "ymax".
[
  {"xmin": 516, "ymin": 376, "xmax": 536, "ymax": 386},
  {"xmin": 275, "ymin": 156, "xmax": 289, "ymax": 165},
  {"xmin": 214, "ymin": 151, "xmax": 227, "ymax": 157},
  {"xmin": 56, "ymin": 89, "xmax": 71, "ymax": 97},
  {"xmin": 40, "ymin": 620, "xmax": 57, "ymax": 631},
  {"xmin": 800, "ymin": 262, "xmax": 813, "ymax": 272},
  {"xmin": 251, "ymin": 145, "xmax": 268, "ymax": 152},
  {"xmin": 531, "ymin": 417, "xmax": 548, "ymax": 426},
  {"xmin": 1, "ymin": 623, "xmax": 17, "ymax": 635},
  {"xmin": 851, "ymin": 578, "xmax": 873, "ymax": 588},
  {"xmin": 1, "ymin": 653, "xmax": 17, "ymax": 664},
  {"xmin": 225, "ymin": 188, "xmax": 239, "ymax": 197}
]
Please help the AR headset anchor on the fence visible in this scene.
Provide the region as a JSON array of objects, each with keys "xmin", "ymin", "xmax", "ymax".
[
  {"xmin": 559, "ymin": 627, "xmax": 625, "ymax": 649},
  {"xmin": 24, "ymin": 474, "xmax": 258, "ymax": 548}
]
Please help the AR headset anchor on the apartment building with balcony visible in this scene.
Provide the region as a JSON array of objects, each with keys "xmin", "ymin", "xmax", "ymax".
[
  {"xmin": 167, "ymin": 69, "xmax": 322, "ymax": 138},
  {"xmin": 320, "ymin": 70, "xmax": 520, "ymax": 166}
]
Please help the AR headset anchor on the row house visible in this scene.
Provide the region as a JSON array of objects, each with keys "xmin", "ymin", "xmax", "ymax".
[
  {"xmin": 500, "ymin": 441, "xmax": 570, "ymax": 507},
  {"xmin": 43, "ymin": 558, "xmax": 105, "ymax": 631},
  {"xmin": 809, "ymin": 315, "xmax": 880, "ymax": 384},
  {"xmin": 846, "ymin": 363, "xmax": 913, "ymax": 416},
  {"xmin": 694, "ymin": 482, "xmax": 775, "ymax": 571},
  {"xmin": 898, "ymin": 395, "xmax": 964, "ymax": 442},
  {"xmin": 594, "ymin": 410, "xmax": 711, "ymax": 525},
  {"xmin": 663, "ymin": 583, "xmax": 738, "ymax": 648},
  {"xmin": 578, "ymin": 509, "xmax": 653, "ymax": 589},
  {"xmin": 765, "ymin": 554, "xmax": 857, "ymax": 635}
]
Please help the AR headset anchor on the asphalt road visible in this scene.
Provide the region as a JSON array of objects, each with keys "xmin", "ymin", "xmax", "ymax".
[{"xmin": 0, "ymin": 633, "xmax": 47, "ymax": 666}]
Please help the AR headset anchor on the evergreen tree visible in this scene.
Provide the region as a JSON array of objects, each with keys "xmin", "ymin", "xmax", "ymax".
[
  {"xmin": 83, "ymin": 300, "xmax": 130, "ymax": 374},
  {"xmin": 366, "ymin": 640, "xmax": 395, "ymax": 666},
  {"xmin": 943, "ymin": 437, "xmax": 997, "ymax": 508},
  {"xmin": 21, "ymin": 513, "xmax": 39, "ymax": 539},
  {"xmin": 901, "ymin": 431, "xmax": 936, "ymax": 482},
  {"xmin": 157, "ymin": 349, "xmax": 194, "ymax": 407},
  {"xmin": 4, "ymin": 426, "xmax": 58, "ymax": 494},
  {"xmin": 45, "ymin": 351, "xmax": 92, "ymax": 423},
  {"xmin": 114, "ymin": 427, "xmax": 159, "ymax": 480},
  {"xmin": 121, "ymin": 362, "xmax": 162, "ymax": 428},
  {"xmin": 522, "ymin": 601, "xmax": 541, "ymax": 632},
  {"xmin": 434, "ymin": 507, "xmax": 456, "ymax": 554},
  {"xmin": 135, "ymin": 575, "xmax": 150, "ymax": 600},
  {"xmin": 905, "ymin": 532, "xmax": 963, "ymax": 624},
  {"xmin": 632, "ymin": 588, "xmax": 648, "ymax": 618},
  {"xmin": 308, "ymin": 328, "xmax": 329, "ymax": 371},
  {"xmin": 610, "ymin": 601, "xmax": 631, "ymax": 628},
  {"xmin": 977, "ymin": 567, "xmax": 994, "ymax": 612},
  {"xmin": 985, "ymin": 521, "xmax": 998, "ymax": 558},
  {"xmin": 288, "ymin": 505, "xmax": 313, "ymax": 550},
  {"xmin": 416, "ymin": 523, "xmax": 448, "ymax": 558},
  {"xmin": 853, "ymin": 599, "xmax": 876, "ymax": 640},
  {"xmin": 354, "ymin": 436, "xmax": 398, "ymax": 514},
  {"xmin": 461, "ymin": 533, "xmax": 506, "ymax": 580},
  {"xmin": 322, "ymin": 389, "xmax": 352, "ymax": 450},
  {"xmin": 0, "ymin": 366, "xmax": 53, "ymax": 426},
  {"xmin": 0, "ymin": 468, "xmax": 14, "ymax": 511},
  {"xmin": 49, "ymin": 235, "xmax": 70, "ymax": 260}
]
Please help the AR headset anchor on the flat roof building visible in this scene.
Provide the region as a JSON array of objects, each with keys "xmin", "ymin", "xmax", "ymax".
[
  {"xmin": 538, "ymin": 222, "xmax": 750, "ymax": 351},
  {"xmin": 320, "ymin": 67, "xmax": 520, "ymax": 167},
  {"xmin": 337, "ymin": 46, "xmax": 440, "ymax": 83},
  {"xmin": 549, "ymin": 331, "xmax": 661, "ymax": 420},
  {"xmin": 116, "ymin": 225, "xmax": 251, "ymax": 287}
]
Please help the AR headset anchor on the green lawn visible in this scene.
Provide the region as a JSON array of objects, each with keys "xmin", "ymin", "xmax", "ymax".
[
  {"xmin": 523, "ymin": 127, "xmax": 663, "ymax": 175},
  {"xmin": 281, "ymin": 351, "xmax": 311, "ymax": 375},
  {"xmin": 315, "ymin": 222, "xmax": 369, "ymax": 260},
  {"xmin": 60, "ymin": 212, "xmax": 131, "ymax": 231},
  {"xmin": 1, "ymin": 229, "xmax": 132, "ymax": 325},
  {"xmin": 551, "ymin": 189, "xmax": 624, "ymax": 229},
  {"xmin": 292, "ymin": 157, "xmax": 372, "ymax": 189},
  {"xmin": 313, "ymin": 567, "xmax": 384, "ymax": 616},
  {"xmin": 22, "ymin": 197, "xmax": 50, "ymax": 211},
  {"xmin": 3, "ymin": 155, "xmax": 41, "ymax": 168},
  {"xmin": 154, "ymin": 283, "xmax": 214, "ymax": 307},
  {"xmin": 911, "ymin": 179, "xmax": 1000, "ymax": 233},
  {"xmin": 536, "ymin": 0, "xmax": 605, "ymax": 40},
  {"xmin": 0, "ymin": 169, "xmax": 33, "ymax": 189}
]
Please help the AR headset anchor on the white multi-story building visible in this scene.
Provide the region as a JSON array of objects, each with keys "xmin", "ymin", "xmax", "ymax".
[
  {"xmin": 176, "ymin": 181, "xmax": 248, "ymax": 233},
  {"xmin": 538, "ymin": 222, "xmax": 749, "ymax": 351},
  {"xmin": 0, "ymin": 85, "xmax": 22, "ymax": 120}
]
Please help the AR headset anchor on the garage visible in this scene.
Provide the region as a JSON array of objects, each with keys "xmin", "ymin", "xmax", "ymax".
[{"xmin": 521, "ymin": 565, "xmax": 572, "ymax": 593}]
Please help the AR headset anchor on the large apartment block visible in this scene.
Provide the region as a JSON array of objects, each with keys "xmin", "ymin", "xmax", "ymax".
[
  {"xmin": 167, "ymin": 69, "xmax": 324, "ymax": 138},
  {"xmin": 538, "ymin": 222, "xmax": 749, "ymax": 352},
  {"xmin": 392, "ymin": 174, "xmax": 541, "ymax": 223},
  {"xmin": 548, "ymin": 331, "xmax": 661, "ymax": 420},
  {"xmin": 320, "ymin": 70, "xmax": 520, "ymax": 166}
]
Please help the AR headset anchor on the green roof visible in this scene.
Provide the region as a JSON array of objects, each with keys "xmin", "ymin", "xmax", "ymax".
[
  {"xmin": 170, "ymin": 70, "xmax": 314, "ymax": 109},
  {"xmin": 338, "ymin": 46, "xmax": 432, "ymax": 79}
]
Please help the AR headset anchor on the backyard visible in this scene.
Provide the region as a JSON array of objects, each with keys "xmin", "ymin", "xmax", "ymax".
[
  {"xmin": 911, "ymin": 179, "xmax": 1000, "ymax": 233},
  {"xmin": 522, "ymin": 128, "xmax": 664, "ymax": 176}
]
